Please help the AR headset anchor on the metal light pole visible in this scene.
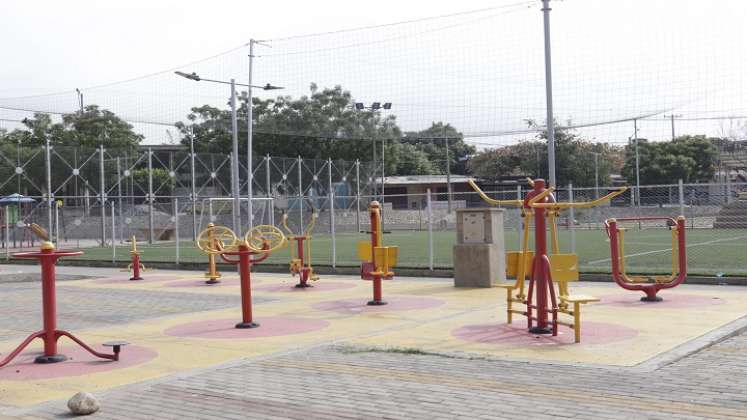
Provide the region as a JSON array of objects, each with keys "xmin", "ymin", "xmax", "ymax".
[
  {"xmin": 592, "ymin": 152, "xmax": 599, "ymax": 199},
  {"xmin": 230, "ymin": 79, "xmax": 241, "ymax": 233},
  {"xmin": 354, "ymin": 102, "xmax": 392, "ymax": 200},
  {"xmin": 634, "ymin": 118, "xmax": 640, "ymax": 206},
  {"xmin": 541, "ymin": 0, "xmax": 556, "ymax": 187},
  {"xmin": 174, "ymin": 70, "xmax": 282, "ymax": 231},
  {"xmin": 247, "ymin": 40, "xmax": 255, "ymax": 230}
]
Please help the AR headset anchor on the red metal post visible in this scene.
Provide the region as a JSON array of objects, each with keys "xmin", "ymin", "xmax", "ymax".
[
  {"xmin": 295, "ymin": 237, "xmax": 311, "ymax": 288},
  {"xmin": 525, "ymin": 179, "xmax": 553, "ymax": 334},
  {"xmin": 40, "ymin": 246, "xmax": 60, "ymax": 360},
  {"xmin": 130, "ymin": 252, "xmax": 143, "ymax": 281},
  {"xmin": 368, "ymin": 201, "xmax": 386, "ymax": 306},
  {"xmin": 236, "ymin": 243, "xmax": 257, "ymax": 328}
]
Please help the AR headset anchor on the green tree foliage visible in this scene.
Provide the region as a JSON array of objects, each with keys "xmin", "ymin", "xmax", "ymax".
[
  {"xmin": 0, "ymin": 106, "xmax": 143, "ymax": 196},
  {"xmin": 622, "ymin": 135, "xmax": 718, "ymax": 184},
  {"xmin": 468, "ymin": 122, "xmax": 623, "ymax": 187},
  {"xmin": 403, "ymin": 122, "xmax": 476, "ymax": 175},
  {"xmin": 175, "ymin": 84, "xmax": 446, "ymax": 176}
]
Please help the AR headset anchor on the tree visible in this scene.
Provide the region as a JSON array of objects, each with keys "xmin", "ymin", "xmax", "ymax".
[
  {"xmin": 175, "ymin": 84, "xmax": 445, "ymax": 176},
  {"xmin": 0, "ymin": 106, "xmax": 143, "ymax": 196},
  {"xmin": 403, "ymin": 122, "xmax": 476, "ymax": 175},
  {"xmin": 622, "ymin": 135, "xmax": 717, "ymax": 184},
  {"xmin": 468, "ymin": 122, "xmax": 623, "ymax": 187}
]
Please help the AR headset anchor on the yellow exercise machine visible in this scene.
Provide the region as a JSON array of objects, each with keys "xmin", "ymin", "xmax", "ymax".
[
  {"xmin": 469, "ymin": 178, "xmax": 626, "ymax": 342},
  {"xmin": 197, "ymin": 223, "xmax": 236, "ymax": 284},
  {"xmin": 282, "ymin": 209, "xmax": 319, "ymax": 288},
  {"xmin": 357, "ymin": 201, "xmax": 399, "ymax": 305}
]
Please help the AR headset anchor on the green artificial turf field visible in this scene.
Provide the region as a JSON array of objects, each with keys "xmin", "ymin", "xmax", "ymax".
[{"xmin": 69, "ymin": 227, "xmax": 747, "ymax": 276}]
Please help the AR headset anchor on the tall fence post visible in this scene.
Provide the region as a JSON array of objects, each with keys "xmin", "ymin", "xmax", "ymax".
[
  {"xmin": 355, "ymin": 159, "xmax": 361, "ymax": 233},
  {"xmin": 147, "ymin": 148, "xmax": 154, "ymax": 244},
  {"xmin": 116, "ymin": 157, "xmax": 123, "ymax": 241},
  {"xmin": 678, "ymin": 179, "xmax": 685, "ymax": 216},
  {"xmin": 298, "ymin": 156, "xmax": 303, "ymax": 229},
  {"xmin": 44, "ymin": 139, "xmax": 53, "ymax": 238},
  {"xmin": 190, "ymin": 135, "xmax": 198, "ymax": 241},
  {"xmin": 111, "ymin": 202, "xmax": 116, "ymax": 263},
  {"xmin": 516, "ymin": 185, "xmax": 523, "ymax": 240},
  {"xmin": 99, "ymin": 145, "xmax": 106, "ymax": 246},
  {"xmin": 328, "ymin": 158, "xmax": 336, "ymax": 268},
  {"xmin": 427, "ymin": 188, "xmax": 434, "ymax": 271},
  {"xmin": 726, "ymin": 174, "xmax": 733, "ymax": 204},
  {"xmin": 266, "ymin": 154, "xmax": 273, "ymax": 226},
  {"xmin": 568, "ymin": 183, "xmax": 575, "ymax": 254},
  {"xmin": 174, "ymin": 198, "xmax": 180, "ymax": 265}
]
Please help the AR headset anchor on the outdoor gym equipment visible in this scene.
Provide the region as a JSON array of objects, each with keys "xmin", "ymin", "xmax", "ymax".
[
  {"xmin": 198, "ymin": 223, "xmax": 228, "ymax": 284},
  {"xmin": 125, "ymin": 235, "xmax": 146, "ymax": 281},
  {"xmin": 196, "ymin": 223, "xmax": 286, "ymax": 328},
  {"xmin": 282, "ymin": 209, "xmax": 319, "ymax": 288},
  {"xmin": 469, "ymin": 178, "xmax": 626, "ymax": 342},
  {"xmin": 0, "ymin": 224, "xmax": 126, "ymax": 368},
  {"xmin": 605, "ymin": 216, "xmax": 687, "ymax": 301},
  {"xmin": 357, "ymin": 201, "xmax": 399, "ymax": 305}
]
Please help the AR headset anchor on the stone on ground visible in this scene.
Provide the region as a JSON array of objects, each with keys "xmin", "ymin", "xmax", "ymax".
[{"xmin": 67, "ymin": 392, "xmax": 100, "ymax": 415}]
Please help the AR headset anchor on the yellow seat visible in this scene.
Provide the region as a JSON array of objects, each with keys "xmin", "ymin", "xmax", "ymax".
[{"xmin": 558, "ymin": 294, "xmax": 599, "ymax": 343}]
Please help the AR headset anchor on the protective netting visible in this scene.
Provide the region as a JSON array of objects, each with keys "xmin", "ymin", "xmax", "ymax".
[{"xmin": 1, "ymin": 0, "xmax": 745, "ymax": 146}]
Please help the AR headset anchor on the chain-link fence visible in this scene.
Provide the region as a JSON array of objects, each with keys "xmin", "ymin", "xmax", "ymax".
[{"xmin": 0, "ymin": 143, "xmax": 744, "ymax": 276}]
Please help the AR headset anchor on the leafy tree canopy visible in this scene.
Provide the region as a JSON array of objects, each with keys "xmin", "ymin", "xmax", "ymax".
[{"xmin": 622, "ymin": 135, "xmax": 718, "ymax": 184}]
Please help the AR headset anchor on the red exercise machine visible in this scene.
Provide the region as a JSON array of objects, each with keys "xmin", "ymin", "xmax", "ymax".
[
  {"xmin": 605, "ymin": 216, "xmax": 687, "ymax": 301},
  {"xmin": 0, "ymin": 225, "xmax": 125, "ymax": 367}
]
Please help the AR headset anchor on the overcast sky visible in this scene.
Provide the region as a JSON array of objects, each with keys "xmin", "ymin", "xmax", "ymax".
[{"xmin": 1, "ymin": 0, "xmax": 746, "ymax": 147}]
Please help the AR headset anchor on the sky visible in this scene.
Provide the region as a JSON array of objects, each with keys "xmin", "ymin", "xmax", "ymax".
[{"xmin": 1, "ymin": 0, "xmax": 746, "ymax": 148}]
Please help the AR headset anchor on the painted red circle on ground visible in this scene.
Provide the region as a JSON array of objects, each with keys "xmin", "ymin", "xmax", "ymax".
[
  {"xmin": 163, "ymin": 316, "xmax": 329, "ymax": 339},
  {"xmin": 596, "ymin": 293, "xmax": 726, "ymax": 309},
  {"xmin": 163, "ymin": 277, "xmax": 249, "ymax": 288},
  {"xmin": 0, "ymin": 344, "xmax": 157, "ymax": 381},
  {"xmin": 452, "ymin": 321, "xmax": 638, "ymax": 347},
  {"xmin": 312, "ymin": 296, "xmax": 445, "ymax": 314},
  {"xmin": 254, "ymin": 281, "xmax": 356, "ymax": 293}
]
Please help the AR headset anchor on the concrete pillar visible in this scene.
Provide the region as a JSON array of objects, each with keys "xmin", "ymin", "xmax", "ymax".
[{"xmin": 453, "ymin": 208, "xmax": 506, "ymax": 287}]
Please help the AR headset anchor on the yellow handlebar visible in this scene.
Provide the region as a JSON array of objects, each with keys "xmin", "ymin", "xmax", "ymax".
[
  {"xmin": 305, "ymin": 212, "xmax": 318, "ymax": 237},
  {"xmin": 529, "ymin": 187, "xmax": 627, "ymax": 209},
  {"xmin": 467, "ymin": 179, "xmax": 523, "ymax": 207},
  {"xmin": 281, "ymin": 213, "xmax": 294, "ymax": 236},
  {"xmin": 526, "ymin": 186, "xmax": 556, "ymax": 206}
]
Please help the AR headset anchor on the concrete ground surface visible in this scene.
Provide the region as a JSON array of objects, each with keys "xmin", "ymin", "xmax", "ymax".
[{"xmin": 0, "ymin": 264, "xmax": 746, "ymax": 419}]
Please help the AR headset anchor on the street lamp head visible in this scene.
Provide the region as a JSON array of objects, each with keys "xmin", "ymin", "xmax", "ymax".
[
  {"xmin": 371, "ymin": 102, "xmax": 381, "ymax": 111},
  {"xmin": 355, "ymin": 103, "xmax": 365, "ymax": 110},
  {"xmin": 383, "ymin": 102, "xmax": 392, "ymax": 110},
  {"xmin": 262, "ymin": 83, "xmax": 284, "ymax": 91},
  {"xmin": 174, "ymin": 71, "xmax": 201, "ymax": 81}
]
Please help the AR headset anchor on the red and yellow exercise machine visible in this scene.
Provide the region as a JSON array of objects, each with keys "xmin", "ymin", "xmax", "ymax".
[
  {"xmin": 1, "ymin": 224, "xmax": 125, "ymax": 368},
  {"xmin": 124, "ymin": 235, "xmax": 146, "ymax": 281},
  {"xmin": 469, "ymin": 178, "xmax": 626, "ymax": 342},
  {"xmin": 605, "ymin": 216, "xmax": 687, "ymax": 301},
  {"xmin": 357, "ymin": 201, "xmax": 399, "ymax": 305},
  {"xmin": 282, "ymin": 210, "xmax": 319, "ymax": 288},
  {"xmin": 196, "ymin": 223, "xmax": 286, "ymax": 328}
]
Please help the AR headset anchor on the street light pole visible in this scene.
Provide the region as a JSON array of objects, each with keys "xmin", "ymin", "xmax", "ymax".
[
  {"xmin": 230, "ymin": 79, "xmax": 241, "ymax": 233},
  {"xmin": 592, "ymin": 152, "xmax": 599, "ymax": 199},
  {"xmin": 541, "ymin": 0, "xmax": 556, "ymax": 187},
  {"xmin": 174, "ymin": 68, "xmax": 282, "ymax": 232},
  {"xmin": 247, "ymin": 40, "xmax": 255, "ymax": 230},
  {"xmin": 633, "ymin": 118, "xmax": 640, "ymax": 207}
]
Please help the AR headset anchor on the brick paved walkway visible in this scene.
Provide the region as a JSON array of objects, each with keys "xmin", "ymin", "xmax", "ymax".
[{"xmin": 21, "ymin": 330, "xmax": 747, "ymax": 420}]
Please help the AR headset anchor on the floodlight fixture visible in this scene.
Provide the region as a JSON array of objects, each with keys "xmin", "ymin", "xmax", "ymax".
[
  {"xmin": 383, "ymin": 102, "xmax": 392, "ymax": 110},
  {"xmin": 355, "ymin": 103, "xmax": 365, "ymax": 110},
  {"xmin": 371, "ymin": 102, "xmax": 381, "ymax": 111},
  {"xmin": 175, "ymin": 71, "xmax": 201, "ymax": 81}
]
